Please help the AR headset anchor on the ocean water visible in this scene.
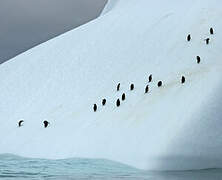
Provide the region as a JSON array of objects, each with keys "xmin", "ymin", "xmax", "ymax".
[{"xmin": 0, "ymin": 154, "xmax": 221, "ymax": 180}]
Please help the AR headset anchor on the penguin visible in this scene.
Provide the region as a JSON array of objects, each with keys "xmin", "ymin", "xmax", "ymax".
[
  {"xmin": 205, "ymin": 38, "xmax": 210, "ymax": 44},
  {"xmin": 148, "ymin": 74, "xmax": 152, "ymax": 82},
  {"xmin": 102, "ymin": 99, "xmax": 106, "ymax": 106},
  {"xmin": 43, "ymin": 120, "xmax": 49, "ymax": 128},
  {"xmin": 18, "ymin": 120, "xmax": 24, "ymax": 127},
  {"xmin": 122, "ymin": 93, "xmax": 126, "ymax": 101},
  {"xmin": 116, "ymin": 99, "xmax": 120, "ymax": 107},
  {"xmin": 196, "ymin": 56, "xmax": 201, "ymax": 64},
  {"xmin": 117, "ymin": 83, "xmax": 120, "ymax": 91},
  {"xmin": 130, "ymin": 84, "xmax": 134, "ymax": 91},
  {"xmin": 157, "ymin": 81, "xmax": 162, "ymax": 87},
  {"xmin": 210, "ymin": 27, "xmax": 214, "ymax": 35},
  {"xmin": 145, "ymin": 85, "xmax": 149, "ymax": 93},
  {"xmin": 181, "ymin": 76, "xmax": 185, "ymax": 84},
  {"xmin": 93, "ymin": 104, "xmax": 97, "ymax": 112},
  {"xmin": 187, "ymin": 34, "xmax": 191, "ymax": 41}
]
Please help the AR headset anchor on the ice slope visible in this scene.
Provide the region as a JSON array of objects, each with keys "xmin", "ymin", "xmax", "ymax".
[
  {"xmin": 0, "ymin": 0, "xmax": 222, "ymax": 170},
  {"xmin": 101, "ymin": 0, "xmax": 119, "ymax": 15}
]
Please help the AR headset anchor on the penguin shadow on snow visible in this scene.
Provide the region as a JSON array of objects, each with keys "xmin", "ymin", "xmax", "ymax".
[
  {"xmin": 48, "ymin": 104, "xmax": 63, "ymax": 114},
  {"xmin": 96, "ymin": 83, "xmax": 139, "ymax": 124},
  {"xmin": 46, "ymin": 104, "xmax": 68, "ymax": 121},
  {"xmin": 125, "ymin": 80, "xmax": 184, "ymax": 126},
  {"xmin": 126, "ymin": 64, "xmax": 213, "ymax": 125},
  {"xmin": 88, "ymin": 26, "xmax": 217, "ymax": 126},
  {"xmin": 87, "ymin": 61, "xmax": 214, "ymax": 128}
]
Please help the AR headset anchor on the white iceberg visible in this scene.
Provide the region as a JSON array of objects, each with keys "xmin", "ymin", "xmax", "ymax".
[{"xmin": 0, "ymin": 0, "xmax": 221, "ymax": 170}]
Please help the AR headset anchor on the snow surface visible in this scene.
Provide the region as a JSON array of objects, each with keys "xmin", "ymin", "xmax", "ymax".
[{"xmin": 0, "ymin": 0, "xmax": 222, "ymax": 171}]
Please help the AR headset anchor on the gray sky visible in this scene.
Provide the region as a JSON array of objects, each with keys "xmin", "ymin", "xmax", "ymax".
[{"xmin": 0, "ymin": 0, "xmax": 107, "ymax": 64}]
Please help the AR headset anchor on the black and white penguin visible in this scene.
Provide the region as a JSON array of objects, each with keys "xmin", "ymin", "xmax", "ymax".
[
  {"xmin": 181, "ymin": 76, "xmax": 185, "ymax": 84},
  {"xmin": 157, "ymin": 81, "xmax": 162, "ymax": 87},
  {"xmin": 18, "ymin": 120, "xmax": 24, "ymax": 127},
  {"xmin": 130, "ymin": 84, "xmax": 134, "ymax": 91},
  {"xmin": 145, "ymin": 85, "xmax": 149, "ymax": 93},
  {"xmin": 43, "ymin": 120, "xmax": 49, "ymax": 128},
  {"xmin": 117, "ymin": 83, "xmax": 120, "ymax": 91},
  {"xmin": 116, "ymin": 99, "xmax": 120, "ymax": 107},
  {"xmin": 93, "ymin": 104, "xmax": 97, "ymax": 112},
  {"xmin": 187, "ymin": 34, "xmax": 191, "ymax": 41},
  {"xmin": 196, "ymin": 56, "xmax": 201, "ymax": 64},
  {"xmin": 210, "ymin": 27, "xmax": 214, "ymax": 35},
  {"xmin": 205, "ymin": 38, "xmax": 210, "ymax": 44},
  {"xmin": 102, "ymin": 99, "xmax": 106, "ymax": 106},
  {"xmin": 148, "ymin": 74, "xmax": 152, "ymax": 82},
  {"xmin": 122, "ymin": 93, "xmax": 126, "ymax": 101}
]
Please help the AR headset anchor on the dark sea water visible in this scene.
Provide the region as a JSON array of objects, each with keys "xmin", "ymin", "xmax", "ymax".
[{"xmin": 0, "ymin": 154, "xmax": 221, "ymax": 180}]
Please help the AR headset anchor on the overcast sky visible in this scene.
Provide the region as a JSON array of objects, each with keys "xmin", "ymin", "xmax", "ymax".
[{"xmin": 0, "ymin": 0, "xmax": 107, "ymax": 64}]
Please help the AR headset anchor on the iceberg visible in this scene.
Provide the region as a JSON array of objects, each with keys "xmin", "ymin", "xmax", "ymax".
[{"xmin": 0, "ymin": 0, "xmax": 222, "ymax": 170}]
